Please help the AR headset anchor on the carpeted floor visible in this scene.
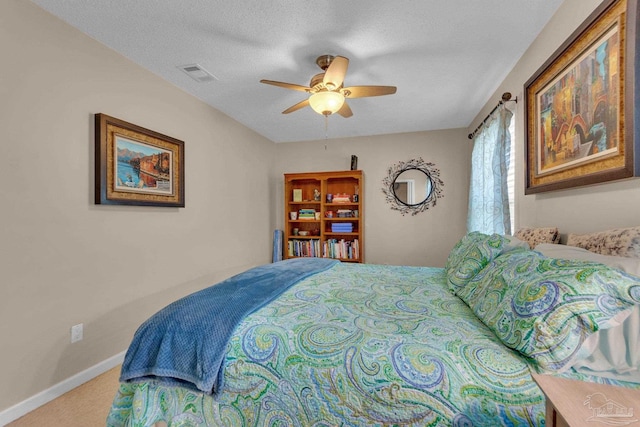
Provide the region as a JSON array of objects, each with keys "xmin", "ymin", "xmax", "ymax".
[{"xmin": 7, "ymin": 365, "xmax": 121, "ymax": 427}]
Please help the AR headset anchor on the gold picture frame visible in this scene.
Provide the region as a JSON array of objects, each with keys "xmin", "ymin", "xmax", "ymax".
[
  {"xmin": 524, "ymin": 0, "xmax": 638, "ymax": 194},
  {"xmin": 95, "ymin": 113, "xmax": 185, "ymax": 207}
]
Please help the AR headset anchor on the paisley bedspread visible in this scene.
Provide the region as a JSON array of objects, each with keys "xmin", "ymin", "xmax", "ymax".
[{"xmin": 108, "ymin": 262, "xmax": 550, "ymax": 426}]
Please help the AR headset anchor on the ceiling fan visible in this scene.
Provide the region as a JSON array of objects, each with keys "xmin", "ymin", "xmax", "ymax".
[{"xmin": 260, "ymin": 55, "xmax": 397, "ymax": 118}]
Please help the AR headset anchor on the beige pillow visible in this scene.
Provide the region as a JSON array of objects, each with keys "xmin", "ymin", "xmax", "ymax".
[
  {"xmin": 513, "ymin": 227, "xmax": 559, "ymax": 249},
  {"xmin": 566, "ymin": 226, "xmax": 640, "ymax": 258}
]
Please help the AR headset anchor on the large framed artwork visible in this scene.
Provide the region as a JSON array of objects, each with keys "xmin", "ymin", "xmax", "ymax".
[
  {"xmin": 95, "ymin": 113, "xmax": 185, "ymax": 207},
  {"xmin": 524, "ymin": 0, "xmax": 639, "ymax": 194}
]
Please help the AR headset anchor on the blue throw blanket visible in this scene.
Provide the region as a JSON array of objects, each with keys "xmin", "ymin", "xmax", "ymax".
[{"xmin": 120, "ymin": 257, "xmax": 338, "ymax": 395}]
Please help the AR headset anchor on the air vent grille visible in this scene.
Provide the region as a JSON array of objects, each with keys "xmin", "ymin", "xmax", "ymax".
[{"xmin": 177, "ymin": 63, "xmax": 217, "ymax": 83}]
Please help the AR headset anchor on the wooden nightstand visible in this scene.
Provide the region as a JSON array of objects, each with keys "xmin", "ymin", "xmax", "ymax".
[{"xmin": 532, "ymin": 373, "xmax": 640, "ymax": 427}]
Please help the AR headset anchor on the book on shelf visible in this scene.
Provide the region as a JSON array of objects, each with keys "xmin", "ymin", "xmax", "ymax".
[
  {"xmin": 298, "ymin": 208, "xmax": 317, "ymax": 220},
  {"xmin": 331, "ymin": 223, "xmax": 353, "ymax": 228},
  {"xmin": 331, "ymin": 223, "xmax": 353, "ymax": 232},
  {"xmin": 293, "ymin": 189, "xmax": 302, "ymax": 202},
  {"xmin": 332, "ymin": 193, "xmax": 351, "ymax": 203}
]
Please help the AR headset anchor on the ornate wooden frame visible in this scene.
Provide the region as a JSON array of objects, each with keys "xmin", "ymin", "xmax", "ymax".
[
  {"xmin": 524, "ymin": 0, "xmax": 639, "ymax": 194},
  {"xmin": 95, "ymin": 113, "xmax": 185, "ymax": 207}
]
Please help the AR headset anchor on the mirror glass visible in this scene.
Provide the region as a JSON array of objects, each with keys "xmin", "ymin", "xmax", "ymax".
[{"xmin": 393, "ymin": 168, "xmax": 433, "ymax": 206}]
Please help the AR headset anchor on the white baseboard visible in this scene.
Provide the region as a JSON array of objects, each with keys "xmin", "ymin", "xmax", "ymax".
[{"xmin": 0, "ymin": 351, "xmax": 126, "ymax": 426}]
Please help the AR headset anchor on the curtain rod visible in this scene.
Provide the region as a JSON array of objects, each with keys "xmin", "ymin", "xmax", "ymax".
[{"xmin": 467, "ymin": 92, "xmax": 518, "ymax": 140}]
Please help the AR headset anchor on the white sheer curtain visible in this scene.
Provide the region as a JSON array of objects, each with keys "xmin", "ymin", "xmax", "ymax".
[{"xmin": 467, "ymin": 105, "xmax": 513, "ymax": 235}]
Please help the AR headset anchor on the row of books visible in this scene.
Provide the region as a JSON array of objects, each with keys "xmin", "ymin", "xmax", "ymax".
[
  {"xmin": 288, "ymin": 239, "xmax": 321, "ymax": 258},
  {"xmin": 287, "ymin": 238, "xmax": 360, "ymax": 260},
  {"xmin": 325, "ymin": 238, "xmax": 359, "ymax": 260}
]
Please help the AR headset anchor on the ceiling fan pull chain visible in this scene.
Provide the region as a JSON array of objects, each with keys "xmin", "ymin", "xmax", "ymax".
[{"xmin": 325, "ymin": 115, "xmax": 329, "ymax": 149}]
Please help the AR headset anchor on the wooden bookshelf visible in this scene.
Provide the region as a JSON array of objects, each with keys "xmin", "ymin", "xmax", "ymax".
[{"xmin": 284, "ymin": 170, "xmax": 363, "ymax": 262}]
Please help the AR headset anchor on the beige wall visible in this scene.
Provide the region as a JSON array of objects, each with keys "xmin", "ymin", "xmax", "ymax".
[
  {"xmin": 274, "ymin": 129, "xmax": 472, "ymax": 267},
  {"xmin": 470, "ymin": 0, "xmax": 640, "ymax": 239},
  {"xmin": 1, "ymin": 0, "xmax": 276, "ymax": 412}
]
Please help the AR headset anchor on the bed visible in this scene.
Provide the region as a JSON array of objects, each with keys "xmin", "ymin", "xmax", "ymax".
[{"xmin": 107, "ymin": 230, "xmax": 640, "ymax": 427}]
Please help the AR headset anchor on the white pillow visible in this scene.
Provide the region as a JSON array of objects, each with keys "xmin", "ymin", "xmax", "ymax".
[
  {"xmin": 534, "ymin": 243, "xmax": 640, "ymax": 277},
  {"xmin": 535, "ymin": 243, "xmax": 640, "ymax": 382},
  {"xmin": 503, "ymin": 234, "xmax": 531, "ymax": 251},
  {"xmin": 572, "ymin": 305, "xmax": 640, "ymax": 383}
]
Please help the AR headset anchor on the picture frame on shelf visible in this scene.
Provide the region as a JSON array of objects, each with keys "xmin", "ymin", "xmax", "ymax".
[
  {"xmin": 95, "ymin": 113, "xmax": 185, "ymax": 207},
  {"xmin": 524, "ymin": 0, "xmax": 639, "ymax": 194}
]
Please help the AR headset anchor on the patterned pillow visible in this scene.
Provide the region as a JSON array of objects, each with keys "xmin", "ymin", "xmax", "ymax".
[
  {"xmin": 456, "ymin": 249, "xmax": 640, "ymax": 373},
  {"xmin": 444, "ymin": 232, "xmax": 528, "ymax": 294},
  {"xmin": 566, "ymin": 226, "xmax": 640, "ymax": 258},
  {"xmin": 514, "ymin": 227, "xmax": 559, "ymax": 249}
]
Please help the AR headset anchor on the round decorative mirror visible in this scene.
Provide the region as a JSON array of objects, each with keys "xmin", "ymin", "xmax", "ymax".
[{"xmin": 382, "ymin": 158, "xmax": 444, "ymax": 216}]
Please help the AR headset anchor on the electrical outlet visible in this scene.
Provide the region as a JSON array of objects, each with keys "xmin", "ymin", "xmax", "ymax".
[{"xmin": 71, "ymin": 323, "xmax": 83, "ymax": 343}]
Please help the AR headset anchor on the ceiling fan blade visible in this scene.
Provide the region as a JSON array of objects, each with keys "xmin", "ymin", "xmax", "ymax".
[
  {"xmin": 260, "ymin": 79, "xmax": 311, "ymax": 93},
  {"xmin": 343, "ymin": 85, "xmax": 397, "ymax": 98},
  {"xmin": 323, "ymin": 56, "xmax": 349, "ymax": 90},
  {"xmin": 282, "ymin": 99, "xmax": 310, "ymax": 114},
  {"xmin": 336, "ymin": 101, "xmax": 353, "ymax": 118}
]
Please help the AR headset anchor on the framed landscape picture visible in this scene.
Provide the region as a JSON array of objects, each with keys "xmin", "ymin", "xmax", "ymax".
[
  {"xmin": 524, "ymin": 0, "xmax": 639, "ymax": 194},
  {"xmin": 95, "ymin": 113, "xmax": 185, "ymax": 207}
]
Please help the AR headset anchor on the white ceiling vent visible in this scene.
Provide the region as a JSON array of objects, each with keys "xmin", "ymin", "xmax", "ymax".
[{"xmin": 178, "ymin": 64, "xmax": 217, "ymax": 83}]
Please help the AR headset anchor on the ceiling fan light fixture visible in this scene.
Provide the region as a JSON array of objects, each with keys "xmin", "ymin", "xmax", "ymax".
[
  {"xmin": 260, "ymin": 54, "xmax": 395, "ymax": 118},
  {"xmin": 309, "ymin": 91, "xmax": 345, "ymax": 116}
]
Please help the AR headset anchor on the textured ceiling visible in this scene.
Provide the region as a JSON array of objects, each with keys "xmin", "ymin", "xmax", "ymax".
[{"xmin": 31, "ymin": 0, "xmax": 565, "ymax": 143}]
